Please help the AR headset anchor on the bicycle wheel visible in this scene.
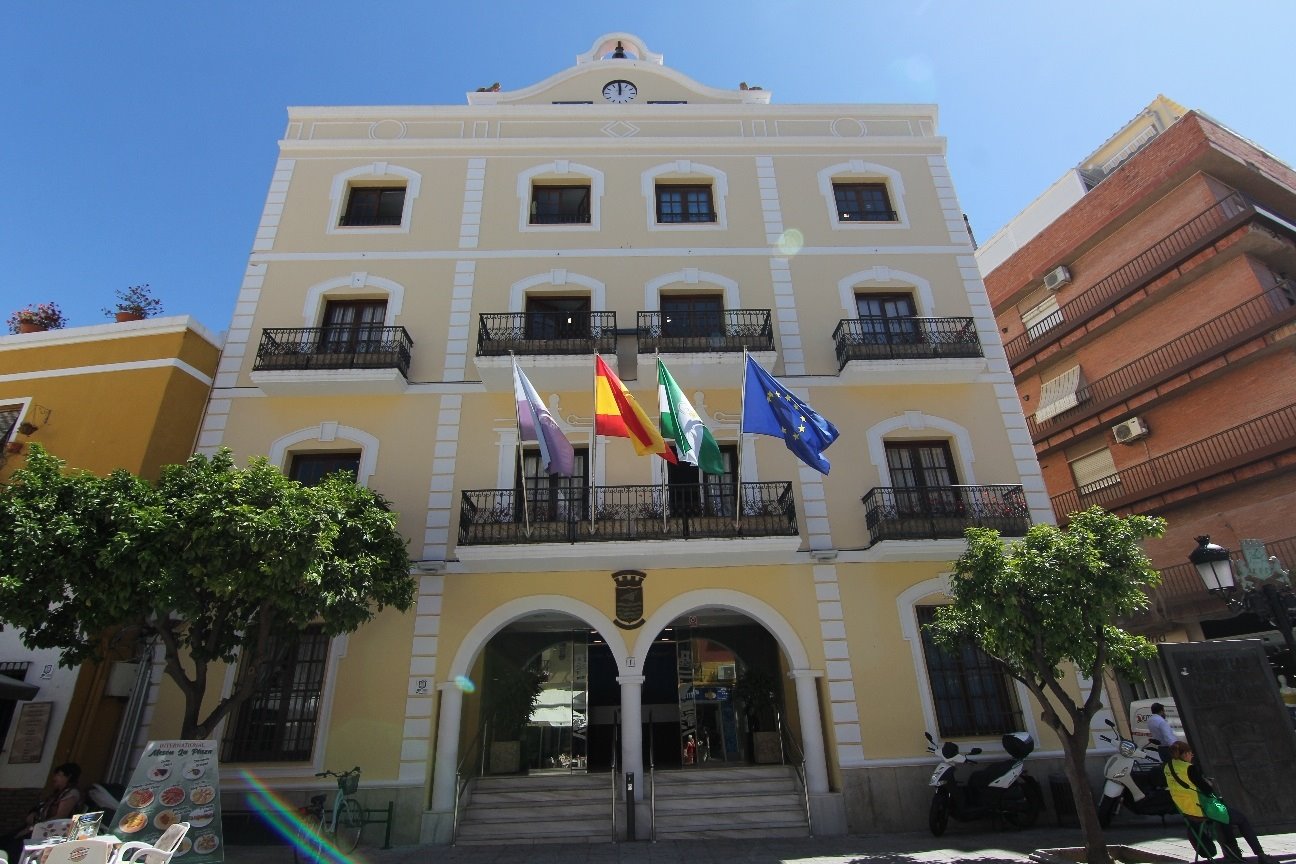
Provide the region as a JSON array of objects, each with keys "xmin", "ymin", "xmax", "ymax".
[
  {"xmin": 294, "ymin": 813, "xmax": 326, "ymax": 864},
  {"xmin": 335, "ymin": 797, "xmax": 364, "ymax": 853}
]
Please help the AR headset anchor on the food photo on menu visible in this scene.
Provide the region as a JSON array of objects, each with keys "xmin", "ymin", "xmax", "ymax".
[{"xmin": 112, "ymin": 740, "xmax": 223, "ymax": 861}]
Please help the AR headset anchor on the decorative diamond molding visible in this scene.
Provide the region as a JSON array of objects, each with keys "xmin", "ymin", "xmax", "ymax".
[{"xmin": 601, "ymin": 121, "xmax": 640, "ymax": 138}]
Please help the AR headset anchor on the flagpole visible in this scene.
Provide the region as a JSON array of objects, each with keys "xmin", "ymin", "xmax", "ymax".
[
  {"xmin": 737, "ymin": 347, "xmax": 749, "ymax": 531},
  {"xmin": 590, "ymin": 349, "xmax": 598, "ymax": 528},
  {"xmin": 655, "ymin": 350, "xmax": 667, "ymax": 532},
  {"xmin": 511, "ymin": 353, "xmax": 531, "ymax": 537}
]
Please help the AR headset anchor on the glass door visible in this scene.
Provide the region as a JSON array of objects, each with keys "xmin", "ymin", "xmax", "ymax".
[{"xmin": 529, "ymin": 634, "xmax": 589, "ymax": 773}]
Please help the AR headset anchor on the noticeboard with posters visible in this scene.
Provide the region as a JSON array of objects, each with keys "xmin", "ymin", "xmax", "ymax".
[{"xmin": 111, "ymin": 740, "xmax": 223, "ymax": 862}]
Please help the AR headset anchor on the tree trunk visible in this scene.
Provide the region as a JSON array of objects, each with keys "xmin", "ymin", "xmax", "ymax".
[{"xmin": 1060, "ymin": 725, "xmax": 1109, "ymax": 864}]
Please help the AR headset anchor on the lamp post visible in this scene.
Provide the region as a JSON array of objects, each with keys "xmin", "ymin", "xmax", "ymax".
[{"xmin": 1189, "ymin": 536, "xmax": 1296, "ymax": 668}]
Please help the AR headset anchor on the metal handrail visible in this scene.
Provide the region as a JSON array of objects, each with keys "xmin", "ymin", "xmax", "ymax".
[
  {"xmin": 451, "ymin": 720, "xmax": 486, "ymax": 846},
  {"xmin": 776, "ymin": 710, "xmax": 813, "ymax": 836},
  {"xmin": 253, "ymin": 325, "xmax": 414, "ymax": 376},
  {"xmin": 832, "ymin": 316, "xmax": 983, "ymax": 369},
  {"xmin": 861, "ymin": 484, "xmax": 1031, "ymax": 545},
  {"xmin": 1050, "ymin": 402, "xmax": 1296, "ymax": 520},
  {"xmin": 1005, "ymin": 192, "xmax": 1251, "ymax": 364},
  {"xmin": 636, "ymin": 309, "xmax": 774, "ymax": 354},
  {"xmin": 1027, "ymin": 280, "xmax": 1296, "ymax": 438}
]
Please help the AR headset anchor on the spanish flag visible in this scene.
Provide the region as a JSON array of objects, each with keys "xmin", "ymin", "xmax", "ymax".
[{"xmin": 594, "ymin": 355, "xmax": 677, "ymax": 462}]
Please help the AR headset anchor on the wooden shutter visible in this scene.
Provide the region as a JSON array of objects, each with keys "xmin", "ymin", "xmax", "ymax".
[{"xmin": 1069, "ymin": 447, "xmax": 1119, "ymax": 494}]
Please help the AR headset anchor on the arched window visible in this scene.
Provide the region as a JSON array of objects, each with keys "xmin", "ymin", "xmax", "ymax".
[
  {"xmin": 642, "ymin": 161, "xmax": 729, "ymax": 231},
  {"xmin": 517, "ymin": 162, "xmax": 604, "ymax": 231},
  {"xmin": 818, "ymin": 161, "xmax": 909, "ymax": 229}
]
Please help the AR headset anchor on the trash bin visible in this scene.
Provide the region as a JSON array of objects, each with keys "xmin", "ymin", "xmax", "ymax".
[{"xmin": 1049, "ymin": 773, "xmax": 1077, "ymax": 826}]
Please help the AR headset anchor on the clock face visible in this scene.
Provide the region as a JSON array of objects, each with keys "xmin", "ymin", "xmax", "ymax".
[{"xmin": 602, "ymin": 80, "xmax": 638, "ymax": 103}]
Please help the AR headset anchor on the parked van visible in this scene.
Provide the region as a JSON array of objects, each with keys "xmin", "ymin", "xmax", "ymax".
[{"xmin": 1128, "ymin": 698, "xmax": 1184, "ymax": 752}]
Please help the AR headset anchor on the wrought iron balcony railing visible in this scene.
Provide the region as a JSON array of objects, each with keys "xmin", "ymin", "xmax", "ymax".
[
  {"xmin": 458, "ymin": 481, "xmax": 797, "ymax": 545},
  {"xmin": 476, "ymin": 311, "xmax": 617, "ymax": 357},
  {"xmin": 252, "ymin": 326, "xmax": 413, "ymax": 376},
  {"xmin": 1049, "ymin": 403, "xmax": 1296, "ymax": 521},
  {"xmin": 530, "ymin": 212, "xmax": 591, "ymax": 225},
  {"xmin": 1005, "ymin": 192, "xmax": 1253, "ymax": 364},
  {"xmin": 838, "ymin": 209, "xmax": 898, "ymax": 222},
  {"xmin": 862, "ymin": 484, "xmax": 1030, "ymax": 545},
  {"xmin": 1028, "ymin": 281, "xmax": 1296, "ymax": 438},
  {"xmin": 833, "ymin": 317, "xmax": 982, "ymax": 369},
  {"xmin": 636, "ymin": 309, "xmax": 774, "ymax": 354}
]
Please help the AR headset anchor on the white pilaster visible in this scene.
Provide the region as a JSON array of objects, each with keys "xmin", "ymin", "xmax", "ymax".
[
  {"xmin": 791, "ymin": 669, "xmax": 829, "ymax": 793},
  {"xmin": 618, "ymin": 674, "xmax": 644, "ymax": 801},
  {"xmin": 429, "ymin": 683, "xmax": 463, "ymax": 812}
]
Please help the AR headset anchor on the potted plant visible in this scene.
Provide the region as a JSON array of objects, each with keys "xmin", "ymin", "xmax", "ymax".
[
  {"xmin": 103, "ymin": 284, "xmax": 163, "ymax": 322},
  {"xmin": 733, "ymin": 667, "xmax": 783, "ymax": 764},
  {"xmin": 485, "ymin": 664, "xmax": 543, "ymax": 774},
  {"xmin": 7, "ymin": 302, "xmax": 66, "ymax": 334}
]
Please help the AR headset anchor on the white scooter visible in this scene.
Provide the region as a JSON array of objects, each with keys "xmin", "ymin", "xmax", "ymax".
[
  {"xmin": 925, "ymin": 730, "xmax": 1041, "ymax": 836},
  {"xmin": 1097, "ymin": 719, "xmax": 1174, "ymax": 826}
]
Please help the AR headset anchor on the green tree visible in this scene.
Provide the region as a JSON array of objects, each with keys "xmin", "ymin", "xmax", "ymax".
[
  {"xmin": 929, "ymin": 507, "xmax": 1166, "ymax": 864},
  {"xmin": 0, "ymin": 444, "xmax": 415, "ymax": 739}
]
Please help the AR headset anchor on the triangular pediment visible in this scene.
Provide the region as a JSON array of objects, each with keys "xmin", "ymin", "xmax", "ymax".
[{"xmin": 467, "ymin": 33, "xmax": 771, "ymax": 107}]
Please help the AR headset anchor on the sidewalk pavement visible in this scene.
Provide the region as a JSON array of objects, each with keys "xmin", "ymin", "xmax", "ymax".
[{"xmin": 223, "ymin": 823, "xmax": 1296, "ymax": 863}]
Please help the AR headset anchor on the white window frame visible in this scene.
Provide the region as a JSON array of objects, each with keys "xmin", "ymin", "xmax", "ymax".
[
  {"xmin": 517, "ymin": 161, "xmax": 603, "ymax": 233},
  {"xmin": 641, "ymin": 161, "xmax": 728, "ymax": 232},
  {"xmin": 818, "ymin": 161, "xmax": 909, "ymax": 230},
  {"xmin": 326, "ymin": 163, "xmax": 422, "ymax": 235}
]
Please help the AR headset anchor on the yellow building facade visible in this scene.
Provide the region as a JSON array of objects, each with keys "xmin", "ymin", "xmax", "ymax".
[
  {"xmin": 140, "ymin": 34, "xmax": 1062, "ymax": 842},
  {"xmin": 0, "ymin": 316, "xmax": 220, "ymax": 808}
]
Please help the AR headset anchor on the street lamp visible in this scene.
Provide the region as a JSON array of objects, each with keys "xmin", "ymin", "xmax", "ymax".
[{"xmin": 1189, "ymin": 536, "xmax": 1296, "ymax": 667}]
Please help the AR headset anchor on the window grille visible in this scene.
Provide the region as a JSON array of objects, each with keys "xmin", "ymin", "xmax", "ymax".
[
  {"xmin": 222, "ymin": 628, "xmax": 329, "ymax": 762},
  {"xmin": 917, "ymin": 607, "xmax": 1023, "ymax": 737}
]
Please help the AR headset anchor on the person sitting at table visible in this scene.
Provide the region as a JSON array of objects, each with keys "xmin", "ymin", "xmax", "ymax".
[{"xmin": 0, "ymin": 763, "xmax": 82, "ymax": 861}]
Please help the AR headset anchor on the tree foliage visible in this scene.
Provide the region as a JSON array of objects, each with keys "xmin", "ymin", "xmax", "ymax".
[
  {"xmin": 0, "ymin": 444, "xmax": 415, "ymax": 738},
  {"xmin": 929, "ymin": 506, "xmax": 1166, "ymax": 864}
]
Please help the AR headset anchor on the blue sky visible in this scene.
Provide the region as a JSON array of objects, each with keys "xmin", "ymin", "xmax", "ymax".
[{"xmin": 4, "ymin": 1, "xmax": 1294, "ymax": 333}]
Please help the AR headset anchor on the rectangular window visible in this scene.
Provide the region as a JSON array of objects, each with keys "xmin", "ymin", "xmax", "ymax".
[
  {"xmin": 661, "ymin": 294, "xmax": 724, "ymax": 339},
  {"xmin": 518, "ymin": 448, "xmax": 589, "ymax": 522},
  {"xmin": 917, "ymin": 606, "xmax": 1023, "ymax": 737},
  {"xmin": 524, "ymin": 295, "xmax": 591, "ymax": 342},
  {"xmin": 0, "ymin": 405, "xmax": 20, "ymax": 443},
  {"xmin": 886, "ymin": 440, "xmax": 959, "ymax": 517},
  {"xmin": 833, "ymin": 183, "xmax": 896, "ymax": 222},
  {"xmin": 340, "ymin": 187, "xmax": 406, "ymax": 227},
  {"xmin": 0, "ymin": 662, "xmax": 31, "ymax": 750},
  {"xmin": 223, "ymin": 627, "xmax": 329, "ymax": 762},
  {"xmin": 1021, "ymin": 295, "xmax": 1062, "ymax": 341},
  {"xmin": 666, "ymin": 444, "xmax": 738, "ymax": 517},
  {"xmin": 1069, "ymin": 447, "xmax": 1120, "ymax": 495},
  {"xmin": 656, "ymin": 185, "xmax": 716, "ymax": 223},
  {"xmin": 321, "ymin": 300, "xmax": 387, "ymax": 355},
  {"xmin": 856, "ymin": 293, "xmax": 918, "ymax": 344},
  {"xmin": 289, "ymin": 453, "xmax": 361, "ymax": 487},
  {"xmin": 530, "ymin": 186, "xmax": 591, "ymax": 225},
  {"xmin": 1035, "ymin": 365, "xmax": 1087, "ymax": 424}
]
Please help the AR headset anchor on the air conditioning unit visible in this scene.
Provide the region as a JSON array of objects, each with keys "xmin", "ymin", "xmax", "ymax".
[
  {"xmin": 1112, "ymin": 417, "xmax": 1150, "ymax": 444},
  {"xmin": 1043, "ymin": 265, "xmax": 1072, "ymax": 291}
]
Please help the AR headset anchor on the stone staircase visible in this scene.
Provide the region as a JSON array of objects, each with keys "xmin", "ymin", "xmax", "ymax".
[
  {"xmin": 455, "ymin": 771, "xmax": 615, "ymax": 845},
  {"xmin": 651, "ymin": 764, "xmax": 810, "ymax": 840}
]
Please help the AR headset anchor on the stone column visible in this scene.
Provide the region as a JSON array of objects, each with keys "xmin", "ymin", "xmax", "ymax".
[
  {"xmin": 429, "ymin": 683, "xmax": 463, "ymax": 812},
  {"xmin": 618, "ymin": 673, "xmax": 645, "ymax": 801},
  {"xmin": 791, "ymin": 669, "xmax": 829, "ymax": 793}
]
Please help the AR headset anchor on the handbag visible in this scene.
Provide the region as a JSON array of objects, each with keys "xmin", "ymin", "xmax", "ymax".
[{"xmin": 1169, "ymin": 760, "xmax": 1230, "ymax": 823}]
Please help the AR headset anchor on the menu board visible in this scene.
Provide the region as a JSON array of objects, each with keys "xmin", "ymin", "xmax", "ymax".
[{"xmin": 111, "ymin": 740, "xmax": 223, "ymax": 863}]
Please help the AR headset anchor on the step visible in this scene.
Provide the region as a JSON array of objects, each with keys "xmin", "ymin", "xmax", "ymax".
[
  {"xmin": 652, "ymin": 765, "xmax": 793, "ymax": 783},
  {"xmin": 654, "ymin": 776, "xmax": 797, "ymax": 796},
  {"xmin": 460, "ymin": 801, "xmax": 610, "ymax": 823},
  {"xmin": 456, "ymin": 834, "xmax": 613, "ymax": 846},
  {"xmin": 653, "ymin": 824, "xmax": 810, "ymax": 841},
  {"xmin": 468, "ymin": 786, "xmax": 609, "ymax": 805},
  {"xmin": 654, "ymin": 791, "xmax": 804, "ymax": 814},
  {"xmin": 456, "ymin": 816, "xmax": 612, "ymax": 839},
  {"xmin": 473, "ymin": 773, "xmax": 608, "ymax": 792}
]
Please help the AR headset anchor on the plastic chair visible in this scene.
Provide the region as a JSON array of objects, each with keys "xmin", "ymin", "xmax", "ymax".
[
  {"xmin": 110, "ymin": 822, "xmax": 189, "ymax": 864},
  {"xmin": 33, "ymin": 838, "xmax": 115, "ymax": 864},
  {"xmin": 28, "ymin": 822, "xmax": 72, "ymax": 843}
]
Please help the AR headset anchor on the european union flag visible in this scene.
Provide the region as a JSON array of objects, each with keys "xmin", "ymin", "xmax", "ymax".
[{"xmin": 741, "ymin": 356, "xmax": 840, "ymax": 475}]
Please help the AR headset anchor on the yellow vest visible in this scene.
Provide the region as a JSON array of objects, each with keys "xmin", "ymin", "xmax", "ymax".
[{"xmin": 1165, "ymin": 758, "xmax": 1202, "ymax": 817}]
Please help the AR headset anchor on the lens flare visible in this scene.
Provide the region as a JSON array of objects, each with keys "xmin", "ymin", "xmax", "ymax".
[
  {"xmin": 776, "ymin": 228, "xmax": 804, "ymax": 256},
  {"xmin": 454, "ymin": 675, "xmax": 476, "ymax": 693},
  {"xmin": 241, "ymin": 769, "xmax": 369, "ymax": 864}
]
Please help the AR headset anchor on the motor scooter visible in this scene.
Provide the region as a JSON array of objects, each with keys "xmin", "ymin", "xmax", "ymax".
[
  {"xmin": 924, "ymin": 730, "xmax": 1042, "ymax": 836},
  {"xmin": 1097, "ymin": 719, "xmax": 1175, "ymax": 827}
]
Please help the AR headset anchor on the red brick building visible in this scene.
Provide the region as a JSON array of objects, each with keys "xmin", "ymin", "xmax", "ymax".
[{"xmin": 979, "ymin": 106, "xmax": 1296, "ymax": 692}]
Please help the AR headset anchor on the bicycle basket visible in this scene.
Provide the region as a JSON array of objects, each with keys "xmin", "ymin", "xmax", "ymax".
[{"xmin": 339, "ymin": 772, "xmax": 360, "ymax": 796}]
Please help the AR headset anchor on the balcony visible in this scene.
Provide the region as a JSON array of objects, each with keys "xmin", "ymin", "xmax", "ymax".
[
  {"xmin": 862, "ymin": 484, "xmax": 1030, "ymax": 546},
  {"xmin": 634, "ymin": 309, "xmax": 775, "ymax": 386},
  {"xmin": 1004, "ymin": 192, "xmax": 1286, "ymax": 371},
  {"xmin": 457, "ymin": 481, "xmax": 799, "ymax": 565},
  {"xmin": 475, "ymin": 311, "xmax": 617, "ymax": 390},
  {"xmin": 833, "ymin": 317, "xmax": 986, "ymax": 383},
  {"xmin": 1049, "ymin": 403, "xmax": 1296, "ymax": 522},
  {"xmin": 249, "ymin": 326, "xmax": 412, "ymax": 394},
  {"xmin": 1027, "ymin": 281, "xmax": 1296, "ymax": 449}
]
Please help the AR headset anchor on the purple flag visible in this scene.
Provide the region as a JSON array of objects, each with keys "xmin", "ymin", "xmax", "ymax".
[{"xmin": 513, "ymin": 360, "xmax": 575, "ymax": 476}]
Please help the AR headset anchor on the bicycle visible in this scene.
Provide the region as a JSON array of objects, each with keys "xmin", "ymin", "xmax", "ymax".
[{"xmin": 294, "ymin": 766, "xmax": 363, "ymax": 863}]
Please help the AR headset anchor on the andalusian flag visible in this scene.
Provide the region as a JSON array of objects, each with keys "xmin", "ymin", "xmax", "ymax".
[
  {"xmin": 658, "ymin": 360, "xmax": 724, "ymax": 474},
  {"xmin": 594, "ymin": 355, "xmax": 676, "ymax": 461}
]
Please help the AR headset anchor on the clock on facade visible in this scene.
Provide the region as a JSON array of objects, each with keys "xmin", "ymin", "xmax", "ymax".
[{"xmin": 602, "ymin": 80, "xmax": 637, "ymax": 103}]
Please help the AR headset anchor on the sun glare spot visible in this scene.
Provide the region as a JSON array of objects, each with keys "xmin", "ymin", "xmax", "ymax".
[
  {"xmin": 454, "ymin": 674, "xmax": 476, "ymax": 693},
  {"xmin": 776, "ymin": 228, "xmax": 804, "ymax": 256}
]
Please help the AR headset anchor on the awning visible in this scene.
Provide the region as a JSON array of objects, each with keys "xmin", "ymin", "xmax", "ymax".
[{"xmin": 0, "ymin": 676, "xmax": 39, "ymax": 701}]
